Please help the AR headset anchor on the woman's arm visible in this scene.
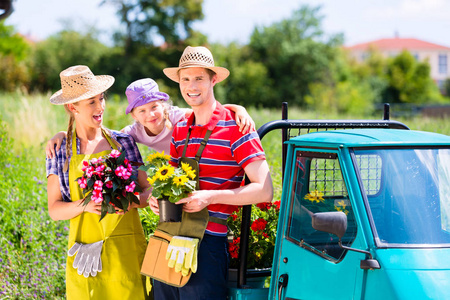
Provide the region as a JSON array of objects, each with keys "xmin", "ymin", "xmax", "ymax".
[
  {"xmin": 47, "ymin": 174, "xmax": 102, "ymax": 221},
  {"xmin": 223, "ymin": 104, "xmax": 256, "ymax": 134},
  {"xmin": 45, "ymin": 131, "xmax": 67, "ymax": 159}
]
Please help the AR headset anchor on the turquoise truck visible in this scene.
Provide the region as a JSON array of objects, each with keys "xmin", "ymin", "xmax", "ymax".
[{"xmin": 228, "ymin": 103, "xmax": 450, "ymax": 300}]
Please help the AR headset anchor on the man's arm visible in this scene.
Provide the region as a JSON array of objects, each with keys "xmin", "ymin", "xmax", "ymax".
[{"xmin": 177, "ymin": 159, "xmax": 273, "ymax": 212}]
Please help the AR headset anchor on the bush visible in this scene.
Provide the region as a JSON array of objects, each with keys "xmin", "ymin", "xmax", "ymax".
[{"xmin": 0, "ymin": 121, "xmax": 68, "ymax": 299}]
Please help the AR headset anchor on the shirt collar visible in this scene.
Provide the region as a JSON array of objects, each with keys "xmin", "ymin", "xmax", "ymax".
[{"xmin": 186, "ymin": 101, "xmax": 226, "ymax": 131}]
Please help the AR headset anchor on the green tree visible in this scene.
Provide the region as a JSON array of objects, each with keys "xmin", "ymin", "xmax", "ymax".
[
  {"xmin": 248, "ymin": 5, "xmax": 342, "ymax": 108},
  {"xmin": 210, "ymin": 43, "xmax": 274, "ymax": 108},
  {"xmin": 29, "ymin": 30, "xmax": 109, "ymax": 92},
  {"xmin": 103, "ymin": 0, "xmax": 204, "ymax": 55},
  {"xmin": 384, "ymin": 50, "xmax": 444, "ymax": 104},
  {"xmin": 0, "ymin": 21, "xmax": 30, "ymax": 91}
]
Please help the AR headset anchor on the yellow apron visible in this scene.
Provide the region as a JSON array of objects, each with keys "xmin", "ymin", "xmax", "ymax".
[{"xmin": 66, "ymin": 132, "xmax": 149, "ymax": 299}]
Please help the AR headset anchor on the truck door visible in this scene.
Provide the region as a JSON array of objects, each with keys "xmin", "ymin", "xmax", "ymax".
[{"xmin": 273, "ymin": 150, "xmax": 365, "ymax": 300}]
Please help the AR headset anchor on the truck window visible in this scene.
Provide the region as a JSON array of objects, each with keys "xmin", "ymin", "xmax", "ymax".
[
  {"xmin": 287, "ymin": 151, "xmax": 357, "ymax": 261},
  {"xmin": 353, "ymin": 147, "xmax": 450, "ymax": 246}
]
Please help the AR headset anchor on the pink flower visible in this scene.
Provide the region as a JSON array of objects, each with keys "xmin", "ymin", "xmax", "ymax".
[
  {"xmin": 81, "ymin": 160, "xmax": 89, "ymax": 172},
  {"xmin": 125, "ymin": 181, "xmax": 136, "ymax": 193},
  {"xmin": 91, "ymin": 190, "xmax": 103, "ymax": 204},
  {"xmin": 126, "ymin": 163, "xmax": 133, "ymax": 172},
  {"xmin": 85, "ymin": 166, "xmax": 94, "ymax": 178},
  {"xmin": 94, "ymin": 164, "xmax": 106, "ymax": 177},
  {"xmin": 94, "ymin": 180, "xmax": 103, "ymax": 191},
  {"xmin": 105, "ymin": 181, "xmax": 113, "ymax": 189},
  {"xmin": 115, "ymin": 165, "xmax": 131, "ymax": 180},
  {"xmin": 90, "ymin": 158, "xmax": 99, "ymax": 165},
  {"xmin": 77, "ymin": 177, "xmax": 87, "ymax": 189},
  {"xmin": 110, "ymin": 149, "xmax": 121, "ymax": 158}
]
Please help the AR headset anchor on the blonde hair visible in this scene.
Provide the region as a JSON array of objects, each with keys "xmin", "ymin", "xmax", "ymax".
[
  {"xmin": 162, "ymin": 100, "xmax": 174, "ymax": 130},
  {"xmin": 62, "ymin": 96, "xmax": 121, "ymax": 172}
]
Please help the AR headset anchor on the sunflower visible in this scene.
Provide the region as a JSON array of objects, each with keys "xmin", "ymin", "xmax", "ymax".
[
  {"xmin": 146, "ymin": 151, "xmax": 171, "ymax": 165},
  {"xmin": 181, "ymin": 162, "xmax": 192, "ymax": 172},
  {"xmin": 304, "ymin": 190, "xmax": 324, "ymax": 203},
  {"xmin": 180, "ymin": 162, "xmax": 196, "ymax": 179},
  {"xmin": 155, "ymin": 165, "xmax": 175, "ymax": 181},
  {"xmin": 147, "ymin": 175, "xmax": 158, "ymax": 185},
  {"xmin": 173, "ymin": 175, "xmax": 189, "ymax": 187}
]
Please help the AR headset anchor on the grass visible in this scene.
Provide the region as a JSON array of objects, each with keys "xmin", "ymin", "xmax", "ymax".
[{"xmin": 0, "ymin": 90, "xmax": 449, "ymax": 298}]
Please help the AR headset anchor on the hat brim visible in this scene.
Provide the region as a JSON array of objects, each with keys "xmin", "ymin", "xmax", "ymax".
[
  {"xmin": 163, "ymin": 66, "xmax": 230, "ymax": 83},
  {"xmin": 49, "ymin": 75, "xmax": 115, "ymax": 105}
]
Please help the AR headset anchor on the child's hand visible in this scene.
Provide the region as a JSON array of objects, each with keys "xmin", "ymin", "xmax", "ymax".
[
  {"xmin": 234, "ymin": 107, "xmax": 256, "ymax": 134},
  {"xmin": 45, "ymin": 131, "xmax": 67, "ymax": 159}
]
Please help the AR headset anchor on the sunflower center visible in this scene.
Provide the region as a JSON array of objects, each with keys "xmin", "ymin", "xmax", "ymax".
[{"xmin": 161, "ymin": 169, "xmax": 168, "ymax": 175}]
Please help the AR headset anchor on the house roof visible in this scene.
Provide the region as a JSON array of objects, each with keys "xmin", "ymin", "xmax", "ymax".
[{"xmin": 346, "ymin": 38, "xmax": 450, "ymax": 52}]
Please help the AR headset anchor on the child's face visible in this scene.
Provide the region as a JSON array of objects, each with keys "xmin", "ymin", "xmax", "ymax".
[{"xmin": 131, "ymin": 100, "xmax": 166, "ymax": 136}]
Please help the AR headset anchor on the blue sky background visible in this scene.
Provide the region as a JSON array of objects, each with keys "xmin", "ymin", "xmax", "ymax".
[{"xmin": 6, "ymin": 0, "xmax": 450, "ymax": 47}]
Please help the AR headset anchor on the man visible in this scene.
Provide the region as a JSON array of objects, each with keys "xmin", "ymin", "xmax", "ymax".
[{"xmin": 151, "ymin": 46, "xmax": 273, "ymax": 299}]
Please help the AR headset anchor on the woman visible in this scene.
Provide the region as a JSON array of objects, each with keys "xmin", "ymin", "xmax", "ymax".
[{"xmin": 46, "ymin": 65, "xmax": 151, "ymax": 299}]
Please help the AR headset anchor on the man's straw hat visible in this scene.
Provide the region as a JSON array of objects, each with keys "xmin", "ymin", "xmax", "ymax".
[
  {"xmin": 49, "ymin": 65, "xmax": 115, "ymax": 105},
  {"xmin": 163, "ymin": 46, "xmax": 230, "ymax": 83}
]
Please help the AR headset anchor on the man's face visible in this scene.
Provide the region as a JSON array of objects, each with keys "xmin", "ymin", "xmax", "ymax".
[{"xmin": 179, "ymin": 67, "xmax": 217, "ymax": 108}]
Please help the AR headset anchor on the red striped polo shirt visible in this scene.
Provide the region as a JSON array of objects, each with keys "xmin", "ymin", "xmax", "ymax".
[{"xmin": 170, "ymin": 101, "xmax": 266, "ymax": 236}]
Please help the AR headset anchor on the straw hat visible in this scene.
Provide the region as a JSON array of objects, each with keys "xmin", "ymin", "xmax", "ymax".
[
  {"xmin": 49, "ymin": 65, "xmax": 115, "ymax": 105},
  {"xmin": 125, "ymin": 78, "xmax": 169, "ymax": 114},
  {"xmin": 163, "ymin": 46, "xmax": 230, "ymax": 83}
]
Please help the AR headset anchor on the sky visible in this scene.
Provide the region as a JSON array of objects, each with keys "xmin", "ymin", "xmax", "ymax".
[{"xmin": 5, "ymin": 0, "xmax": 450, "ymax": 48}]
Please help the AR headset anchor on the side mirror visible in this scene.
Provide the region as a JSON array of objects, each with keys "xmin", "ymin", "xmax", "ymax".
[
  {"xmin": 312, "ymin": 211, "xmax": 380, "ymax": 270},
  {"xmin": 0, "ymin": 0, "xmax": 13, "ymax": 21},
  {"xmin": 312, "ymin": 211, "xmax": 347, "ymax": 238}
]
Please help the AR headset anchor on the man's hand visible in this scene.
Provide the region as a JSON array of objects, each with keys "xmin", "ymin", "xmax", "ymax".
[
  {"xmin": 148, "ymin": 196, "xmax": 159, "ymax": 214},
  {"xmin": 175, "ymin": 190, "xmax": 214, "ymax": 213}
]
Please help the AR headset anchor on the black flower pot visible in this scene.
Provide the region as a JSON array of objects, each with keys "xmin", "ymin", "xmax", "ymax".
[{"xmin": 158, "ymin": 198, "xmax": 182, "ymax": 222}]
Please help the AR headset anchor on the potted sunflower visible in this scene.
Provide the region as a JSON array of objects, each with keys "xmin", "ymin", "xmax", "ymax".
[{"xmin": 139, "ymin": 151, "xmax": 196, "ymax": 222}]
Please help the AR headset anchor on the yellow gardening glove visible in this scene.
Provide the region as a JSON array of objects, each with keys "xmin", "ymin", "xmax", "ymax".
[
  {"xmin": 166, "ymin": 236, "xmax": 199, "ymax": 276},
  {"xmin": 181, "ymin": 239, "xmax": 198, "ymax": 276}
]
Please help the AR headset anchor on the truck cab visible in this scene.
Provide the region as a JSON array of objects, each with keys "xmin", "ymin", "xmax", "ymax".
[
  {"xmin": 270, "ymin": 129, "xmax": 450, "ymax": 300},
  {"xmin": 228, "ymin": 104, "xmax": 450, "ymax": 300}
]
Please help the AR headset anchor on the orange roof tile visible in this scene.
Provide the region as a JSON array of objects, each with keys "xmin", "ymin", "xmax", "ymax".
[{"xmin": 346, "ymin": 38, "xmax": 450, "ymax": 51}]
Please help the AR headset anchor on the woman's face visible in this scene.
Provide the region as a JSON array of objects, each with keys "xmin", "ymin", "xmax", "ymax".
[
  {"xmin": 131, "ymin": 100, "xmax": 166, "ymax": 136},
  {"xmin": 72, "ymin": 94, "xmax": 105, "ymax": 129}
]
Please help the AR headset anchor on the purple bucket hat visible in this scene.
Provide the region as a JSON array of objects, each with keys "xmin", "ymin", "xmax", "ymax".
[{"xmin": 125, "ymin": 78, "xmax": 169, "ymax": 114}]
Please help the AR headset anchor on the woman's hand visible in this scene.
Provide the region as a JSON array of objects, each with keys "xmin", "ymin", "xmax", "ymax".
[
  {"xmin": 81, "ymin": 200, "xmax": 102, "ymax": 215},
  {"xmin": 46, "ymin": 131, "xmax": 67, "ymax": 159}
]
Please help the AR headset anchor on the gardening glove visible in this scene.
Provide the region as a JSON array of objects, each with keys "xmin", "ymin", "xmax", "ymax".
[
  {"xmin": 68, "ymin": 240, "xmax": 104, "ymax": 278},
  {"xmin": 166, "ymin": 236, "xmax": 199, "ymax": 276}
]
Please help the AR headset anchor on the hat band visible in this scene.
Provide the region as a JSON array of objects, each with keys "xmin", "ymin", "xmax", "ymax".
[{"xmin": 179, "ymin": 61, "xmax": 215, "ymax": 68}]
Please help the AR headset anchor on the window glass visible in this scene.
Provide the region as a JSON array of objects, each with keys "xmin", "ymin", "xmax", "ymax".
[
  {"xmin": 288, "ymin": 151, "xmax": 357, "ymax": 261},
  {"xmin": 439, "ymin": 54, "xmax": 448, "ymax": 74},
  {"xmin": 354, "ymin": 148, "xmax": 450, "ymax": 246}
]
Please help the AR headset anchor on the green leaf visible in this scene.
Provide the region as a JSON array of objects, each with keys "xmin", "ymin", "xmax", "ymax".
[
  {"xmin": 100, "ymin": 202, "xmax": 108, "ymax": 222},
  {"xmin": 129, "ymin": 193, "xmax": 140, "ymax": 205},
  {"xmin": 119, "ymin": 193, "xmax": 129, "ymax": 212},
  {"xmin": 139, "ymin": 165, "xmax": 150, "ymax": 172},
  {"xmin": 117, "ymin": 151, "xmax": 126, "ymax": 166},
  {"xmin": 106, "ymin": 203, "xmax": 116, "ymax": 214},
  {"xmin": 83, "ymin": 193, "xmax": 92, "ymax": 207},
  {"xmin": 87, "ymin": 177, "xmax": 95, "ymax": 189},
  {"xmin": 152, "ymin": 188, "xmax": 162, "ymax": 199}
]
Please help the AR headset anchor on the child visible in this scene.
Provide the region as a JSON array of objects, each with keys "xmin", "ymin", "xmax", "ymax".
[{"xmin": 46, "ymin": 78, "xmax": 255, "ymax": 157}]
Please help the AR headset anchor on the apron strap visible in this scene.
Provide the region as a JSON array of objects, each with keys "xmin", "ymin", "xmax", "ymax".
[
  {"xmin": 71, "ymin": 128, "xmax": 119, "ymax": 155},
  {"xmin": 182, "ymin": 127, "xmax": 213, "ymax": 162}
]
